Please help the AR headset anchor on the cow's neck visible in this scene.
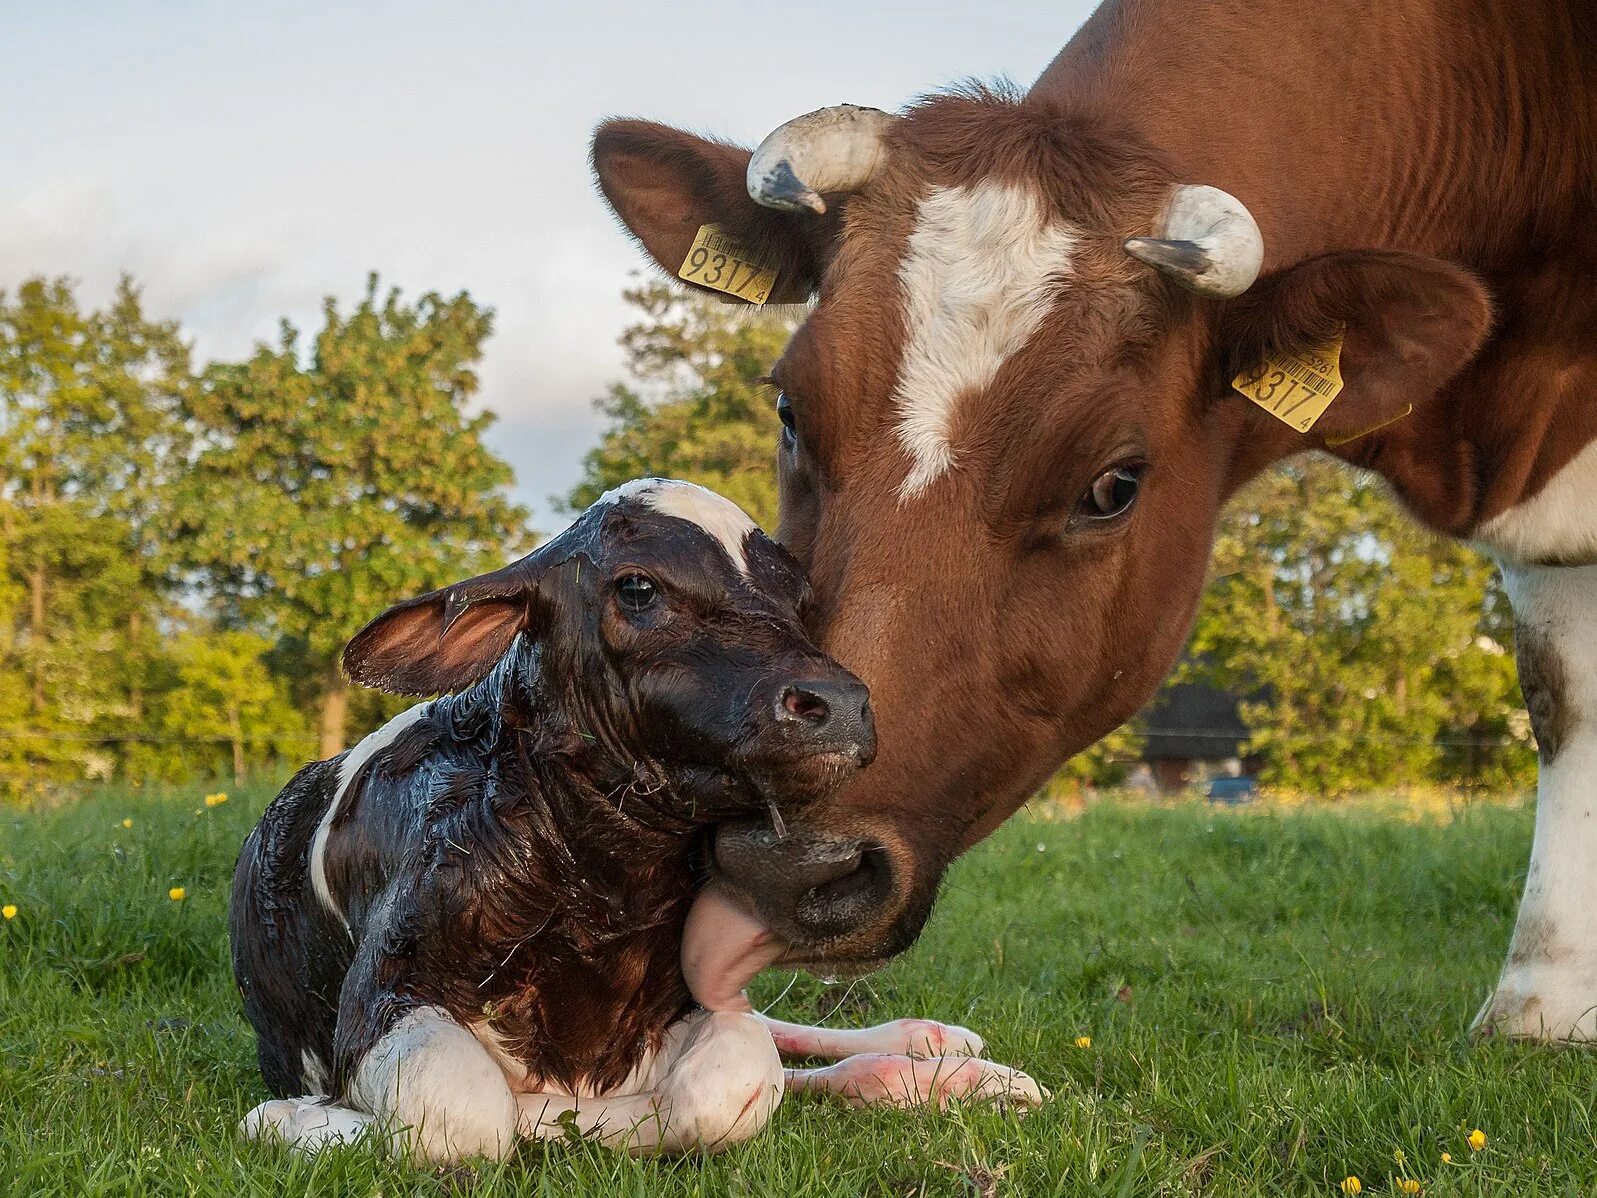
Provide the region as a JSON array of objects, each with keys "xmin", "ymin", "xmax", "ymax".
[{"xmin": 1035, "ymin": 0, "xmax": 1594, "ymax": 268}]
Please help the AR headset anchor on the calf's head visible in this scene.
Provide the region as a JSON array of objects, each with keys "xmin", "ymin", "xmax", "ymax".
[
  {"xmin": 343, "ymin": 478, "xmax": 874, "ymax": 823},
  {"xmin": 594, "ymin": 90, "xmax": 1492, "ymax": 966}
]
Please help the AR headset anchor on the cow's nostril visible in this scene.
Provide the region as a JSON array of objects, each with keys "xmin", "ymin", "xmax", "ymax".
[{"xmin": 782, "ymin": 686, "xmax": 831, "ymax": 725}]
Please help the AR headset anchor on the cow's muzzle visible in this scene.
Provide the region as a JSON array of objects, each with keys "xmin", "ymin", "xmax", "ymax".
[{"xmin": 710, "ymin": 817, "xmax": 906, "ymax": 957}]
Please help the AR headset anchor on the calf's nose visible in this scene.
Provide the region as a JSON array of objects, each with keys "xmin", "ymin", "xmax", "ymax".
[{"xmin": 776, "ymin": 677, "xmax": 876, "ymax": 764}]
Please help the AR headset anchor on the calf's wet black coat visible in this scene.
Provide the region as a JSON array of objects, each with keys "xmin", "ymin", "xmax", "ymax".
[{"xmin": 230, "ymin": 481, "xmax": 875, "ymax": 1102}]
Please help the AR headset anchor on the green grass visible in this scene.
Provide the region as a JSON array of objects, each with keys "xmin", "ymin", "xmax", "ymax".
[{"xmin": 3, "ymin": 785, "xmax": 1594, "ymax": 1196}]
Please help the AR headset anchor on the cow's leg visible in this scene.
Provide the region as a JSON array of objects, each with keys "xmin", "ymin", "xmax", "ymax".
[
  {"xmin": 516, "ymin": 1009, "xmax": 782, "ymax": 1155},
  {"xmin": 784, "ymin": 1052, "xmax": 1047, "ymax": 1109},
  {"xmin": 756, "ymin": 1013, "xmax": 984, "ymax": 1059},
  {"xmin": 1477, "ymin": 561, "xmax": 1597, "ymax": 1040}
]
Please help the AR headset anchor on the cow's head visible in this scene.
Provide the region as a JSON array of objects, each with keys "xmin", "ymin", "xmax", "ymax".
[{"xmin": 593, "ymin": 90, "xmax": 1491, "ymax": 968}]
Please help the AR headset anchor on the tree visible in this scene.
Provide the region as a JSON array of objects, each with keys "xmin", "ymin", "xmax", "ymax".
[
  {"xmin": 0, "ymin": 277, "xmax": 192, "ymax": 782},
  {"xmin": 1189, "ymin": 456, "xmax": 1533, "ymax": 793},
  {"xmin": 174, "ymin": 276, "xmax": 532, "ymax": 757},
  {"xmin": 562, "ymin": 281, "xmax": 799, "ymax": 530},
  {"xmin": 157, "ymin": 631, "xmax": 311, "ymax": 784}
]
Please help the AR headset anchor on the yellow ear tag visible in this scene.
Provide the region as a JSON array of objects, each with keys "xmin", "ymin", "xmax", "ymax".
[
  {"xmin": 1232, "ymin": 330, "xmax": 1345, "ymax": 433},
  {"xmin": 678, "ymin": 224, "xmax": 780, "ymax": 305}
]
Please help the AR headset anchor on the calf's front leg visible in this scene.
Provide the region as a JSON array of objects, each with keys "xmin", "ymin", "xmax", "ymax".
[
  {"xmin": 755, "ymin": 1013, "xmax": 1046, "ymax": 1109},
  {"xmin": 516, "ymin": 1009, "xmax": 782, "ymax": 1154},
  {"xmin": 784, "ymin": 1052, "xmax": 1047, "ymax": 1109},
  {"xmin": 757, "ymin": 1013, "xmax": 985, "ymax": 1059}
]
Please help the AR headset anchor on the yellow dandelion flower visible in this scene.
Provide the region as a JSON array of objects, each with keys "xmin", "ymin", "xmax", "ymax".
[
  {"xmin": 1467, "ymin": 1129, "xmax": 1486, "ymax": 1152},
  {"xmin": 121, "ymin": 818, "xmax": 133, "ymax": 829},
  {"xmin": 204, "ymin": 793, "xmax": 228, "ymax": 808},
  {"xmin": 1074, "ymin": 1036, "xmax": 1092, "ymax": 1049},
  {"xmin": 2, "ymin": 904, "xmax": 16, "ymax": 920},
  {"xmin": 1397, "ymin": 1180, "xmax": 1421, "ymax": 1194},
  {"xmin": 1339, "ymin": 1176, "xmax": 1361, "ymax": 1195},
  {"xmin": 168, "ymin": 887, "xmax": 186, "ymax": 902},
  {"xmin": 1440, "ymin": 1153, "xmax": 1451, "ymax": 1165}
]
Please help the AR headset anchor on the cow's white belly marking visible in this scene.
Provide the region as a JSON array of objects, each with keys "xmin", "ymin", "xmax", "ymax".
[{"xmin": 1474, "ymin": 437, "xmax": 1597, "ymax": 565}]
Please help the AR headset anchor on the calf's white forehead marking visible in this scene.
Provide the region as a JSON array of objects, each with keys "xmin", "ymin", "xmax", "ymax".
[
  {"xmin": 596, "ymin": 477, "xmax": 757, "ymax": 577},
  {"xmin": 310, "ymin": 701, "xmax": 431, "ymax": 932},
  {"xmin": 892, "ymin": 181, "xmax": 1080, "ymax": 500}
]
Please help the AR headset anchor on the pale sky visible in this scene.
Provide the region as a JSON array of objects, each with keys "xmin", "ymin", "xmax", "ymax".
[{"xmin": 2, "ymin": 0, "xmax": 1095, "ymax": 530}]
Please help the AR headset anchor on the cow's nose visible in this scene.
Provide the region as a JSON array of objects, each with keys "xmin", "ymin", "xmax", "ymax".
[
  {"xmin": 713, "ymin": 819, "xmax": 893, "ymax": 943},
  {"xmin": 776, "ymin": 677, "xmax": 876, "ymax": 763}
]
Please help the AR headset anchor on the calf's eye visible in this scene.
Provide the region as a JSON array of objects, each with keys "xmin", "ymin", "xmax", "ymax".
[
  {"xmin": 615, "ymin": 573, "xmax": 658, "ymax": 613},
  {"xmin": 1081, "ymin": 464, "xmax": 1144, "ymax": 521}
]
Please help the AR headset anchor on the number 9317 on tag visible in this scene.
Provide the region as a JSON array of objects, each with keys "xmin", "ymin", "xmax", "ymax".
[{"xmin": 678, "ymin": 225, "xmax": 780, "ymax": 305}]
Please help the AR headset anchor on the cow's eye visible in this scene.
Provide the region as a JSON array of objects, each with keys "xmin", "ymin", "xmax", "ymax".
[
  {"xmin": 615, "ymin": 573, "xmax": 658, "ymax": 613},
  {"xmin": 1081, "ymin": 464, "xmax": 1144, "ymax": 521},
  {"xmin": 776, "ymin": 391, "xmax": 796, "ymax": 436}
]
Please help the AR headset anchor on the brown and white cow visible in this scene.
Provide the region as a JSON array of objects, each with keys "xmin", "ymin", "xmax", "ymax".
[{"xmin": 593, "ymin": 0, "xmax": 1597, "ymax": 1039}]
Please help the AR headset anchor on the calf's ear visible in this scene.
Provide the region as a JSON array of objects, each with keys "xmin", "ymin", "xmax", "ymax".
[
  {"xmin": 591, "ymin": 119, "xmax": 838, "ymax": 304},
  {"xmin": 342, "ymin": 559, "xmax": 542, "ymax": 696},
  {"xmin": 1220, "ymin": 250, "xmax": 1491, "ymax": 447}
]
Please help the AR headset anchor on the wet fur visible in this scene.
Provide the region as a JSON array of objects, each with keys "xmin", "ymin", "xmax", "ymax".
[{"xmin": 232, "ymin": 644, "xmax": 700, "ymax": 1099}]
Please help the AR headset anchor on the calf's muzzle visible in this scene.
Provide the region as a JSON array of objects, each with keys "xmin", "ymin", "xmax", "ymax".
[{"xmin": 776, "ymin": 675, "xmax": 876, "ymax": 765}]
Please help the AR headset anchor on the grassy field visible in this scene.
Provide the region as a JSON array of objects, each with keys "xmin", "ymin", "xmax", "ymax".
[{"xmin": 3, "ymin": 784, "xmax": 1595, "ymax": 1197}]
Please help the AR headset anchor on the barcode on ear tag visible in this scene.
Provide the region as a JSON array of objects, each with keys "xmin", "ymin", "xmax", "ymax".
[
  {"xmin": 1232, "ymin": 330, "xmax": 1345, "ymax": 433},
  {"xmin": 678, "ymin": 224, "xmax": 780, "ymax": 305}
]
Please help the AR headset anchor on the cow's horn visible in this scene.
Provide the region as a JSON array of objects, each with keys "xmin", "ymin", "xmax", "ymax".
[
  {"xmin": 746, "ymin": 104, "xmax": 897, "ymax": 215},
  {"xmin": 1124, "ymin": 185, "xmax": 1264, "ymax": 297}
]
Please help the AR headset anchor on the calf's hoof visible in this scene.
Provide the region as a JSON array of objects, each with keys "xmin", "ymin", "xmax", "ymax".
[
  {"xmin": 240, "ymin": 1097, "xmax": 373, "ymax": 1152},
  {"xmin": 882, "ymin": 1018, "xmax": 985, "ymax": 1059}
]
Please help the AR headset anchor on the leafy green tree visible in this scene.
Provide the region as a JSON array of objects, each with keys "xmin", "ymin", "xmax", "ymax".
[
  {"xmin": 0, "ymin": 277, "xmax": 191, "ymax": 781},
  {"xmin": 174, "ymin": 276, "xmax": 532, "ymax": 757},
  {"xmin": 562, "ymin": 281, "xmax": 798, "ymax": 530},
  {"xmin": 156, "ymin": 631, "xmax": 311, "ymax": 784},
  {"xmin": 1190, "ymin": 456, "xmax": 1532, "ymax": 793}
]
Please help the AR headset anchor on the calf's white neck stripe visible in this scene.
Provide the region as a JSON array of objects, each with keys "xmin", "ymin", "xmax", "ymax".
[
  {"xmin": 892, "ymin": 182, "xmax": 1080, "ymax": 500},
  {"xmin": 310, "ymin": 702, "xmax": 431, "ymax": 932}
]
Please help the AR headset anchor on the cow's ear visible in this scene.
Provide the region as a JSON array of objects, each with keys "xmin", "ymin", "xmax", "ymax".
[
  {"xmin": 1220, "ymin": 250, "xmax": 1491, "ymax": 447},
  {"xmin": 342, "ymin": 559, "xmax": 542, "ymax": 697},
  {"xmin": 592, "ymin": 119, "xmax": 838, "ymax": 304}
]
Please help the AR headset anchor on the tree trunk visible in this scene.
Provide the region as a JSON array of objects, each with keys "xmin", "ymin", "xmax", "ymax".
[
  {"xmin": 128, "ymin": 609, "xmax": 144, "ymax": 721},
  {"xmin": 227, "ymin": 701, "xmax": 245, "ymax": 787},
  {"xmin": 29, "ymin": 562, "xmax": 45, "ymax": 714},
  {"xmin": 319, "ymin": 672, "xmax": 350, "ymax": 759}
]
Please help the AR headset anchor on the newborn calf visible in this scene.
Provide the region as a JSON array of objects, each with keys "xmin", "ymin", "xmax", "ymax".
[{"xmin": 231, "ymin": 479, "xmax": 1041, "ymax": 1163}]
